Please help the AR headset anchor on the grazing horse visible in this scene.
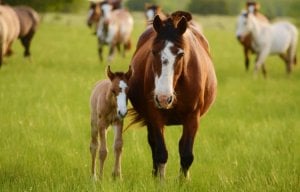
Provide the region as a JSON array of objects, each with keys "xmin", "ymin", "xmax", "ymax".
[
  {"xmin": 0, "ymin": 5, "xmax": 20, "ymax": 67},
  {"xmin": 236, "ymin": 11, "xmax": 298, "ymax": 76},
  {"xmin": 237, "ymin": 1, "xmax": 269, "ymax": 71},
  {"xmin": 96, "ymin": 2, "xmax": 133, "ymax": 62},
  {"xmin": 128, "ymin": 11, "xmax": 217, "ymax": 179},
  {"xmin": 90, "ymin": 65, "xmax": 132, "ymax": 180},
  {"xmin": 13, "ymin": 5, "xmax": 40, "ymax": 57}
]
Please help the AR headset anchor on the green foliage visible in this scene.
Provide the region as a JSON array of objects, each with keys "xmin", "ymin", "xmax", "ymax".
[
  {"xmin": 188, "ymin": 0, "xmax": 229, "ymax": 15},
  {"xmin": 126, "ymin": 0, "xmax": 156, "ymax": 11},
  {"xmin": 0, "ymin": 12, "xmax": 299, "ymax": 191},
  {"xmin": 4, "ymin": 0, "xmax": 86, "ymax": 12}
]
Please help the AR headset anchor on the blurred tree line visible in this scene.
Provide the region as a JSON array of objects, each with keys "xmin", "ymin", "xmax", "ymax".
[{"xmin": 2, "ymin": 0, "xmax": 300, "ymax": 19}]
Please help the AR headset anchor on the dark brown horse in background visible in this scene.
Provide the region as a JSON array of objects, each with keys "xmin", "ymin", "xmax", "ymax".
[
  {"xmin": 0, "ymin": 3, "xmax": 39, "ymax": 67},
  {"xmin": 128, "ymin": 11, "xmax": 217, "ymax": 179},
  {"xmin": 13, "ymin": 5, "xmax": 40, "ymax": 57},
  {"xmin": 237, "ymin": 1, "xmax": 269, "ymax": 70}
]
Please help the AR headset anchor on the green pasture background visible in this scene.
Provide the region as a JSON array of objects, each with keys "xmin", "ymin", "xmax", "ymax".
[{"xmin": 0, "ymin": 12, "xmax": 299, "ymax": 191}]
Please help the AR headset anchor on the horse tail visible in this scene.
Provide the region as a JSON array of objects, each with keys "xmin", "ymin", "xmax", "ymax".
[{"xmin": 123, "ymin": 108, "xmax": 145, "ymax": 132}]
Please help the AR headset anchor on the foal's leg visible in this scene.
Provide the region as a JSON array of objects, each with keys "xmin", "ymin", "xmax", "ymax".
[
  {"xmin": 90, "ymin": 120, "xmax": 99, "ymax": 180},
  {"xmin": 112, "ymin": 120, "xmax": 123, "ymax": 179},
  {"xmin": 147, "ymin": 124, "xmax": 168, "ymax": 179},
  {"xmin": 99, "ymin": 125, "xmax": 108, "ymax": 179},
  {"xmin": 179, "ymin": 113, "xmax": 199, "ymax": 179}
]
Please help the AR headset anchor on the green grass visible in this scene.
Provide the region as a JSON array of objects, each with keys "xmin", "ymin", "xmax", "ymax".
[{"xmin": 0, "ymin": 12, "xmax": 299, "ymax": 191}]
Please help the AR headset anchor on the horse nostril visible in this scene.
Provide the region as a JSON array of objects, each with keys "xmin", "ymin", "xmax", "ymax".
[
  {"xmin": 155, "ymin": 95, "xmax": 160, "ymax": 104},
  {"xmin": 167, "ymin": 96, "xmax": 173, "ymax": 104},
  {"xmin": 237, "ymin": 35, "xmax": 241, "ymax": 41}
]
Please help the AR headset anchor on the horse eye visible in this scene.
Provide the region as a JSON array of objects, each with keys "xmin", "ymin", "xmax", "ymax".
[
  {"xmin": 178, "ymin": 52, "xmax": 184, "ymax": 58},
  {"xmin": 152, "ymin": 50, "xmax": 159, "ymax": 56}
]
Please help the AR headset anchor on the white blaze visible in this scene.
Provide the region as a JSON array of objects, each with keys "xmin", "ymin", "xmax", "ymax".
[
  {"xmin": 154, "ymin": 41, "xmax": 177, "ymax": 96},
  {"xmin": 116, "ymin": 80, "xmax": 128, "ymax": 117}
]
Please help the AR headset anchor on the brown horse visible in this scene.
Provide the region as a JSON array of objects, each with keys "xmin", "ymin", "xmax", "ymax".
[
  {"xmin": 13, "ymin": 5, "xmax": 40, "ymax": 57},
  {"xmin": 95, "ymin": 1, "xmax": 133, "ymax": 62},
  {"xmin": 87, "ymin": 0, "xmax": 122, "ymax": 33},
  {"xmin": 237, "ymin": 1, "xmax": 269, "ymax": 70},
  {"xmin": 128, "ymin": 11, "xmax": 217, "ymax": 179},
  {"xmin": 90, "ymin": 65, "xmax": 132, "ymax": 180},
  {"xmin": 0, "ymin": 5, "xmax": 20, "ymax": 67}
]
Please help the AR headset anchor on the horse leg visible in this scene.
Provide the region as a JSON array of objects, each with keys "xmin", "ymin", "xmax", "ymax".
[
  {"xmin": 147, "ymin": 124, "xmax": 168, "ymax": 179},
  {"xmin": 98, "ymin": 40, "xmax": 103, "ymax": 62},
  {"xmin": 244, "ymin": 47, "xmax": 250, "ymax": 71},
  {"xmin": 99, "ymin": 125, "xmax": 108, "ymax": 179},
  {"xmin": 254, "ymin": 50, "xmax": 268, "ymax": 77},
  {"xmin": 90, "ymin": 120, "xmax": 99, "ymax": 180},
  {"xmin": 108, "ymin": 44, "xmax": 116, "ymax": 62},
  {"xmin": 20, "ymin": 30, "xmax": 35, "ymax": 57},
  {"xmin": 5, "ymin": 42, "xmax": 14, "ymax": 57},
  {"xmin": 179, "ymin": 114, "xmax": 199, "ymax": 179},
  {"xmin": 112, "ymin": 121, "xmax": 123, "ymax": 179}
]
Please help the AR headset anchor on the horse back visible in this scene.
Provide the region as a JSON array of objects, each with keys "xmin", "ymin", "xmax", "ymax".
[
  {"xmin": 0, "ymin": 5, "xmax": 20, "ymax": 39},
  {"xmin": 90, "ymin": 80, "xmax": 111, "ymax": 117},
  {"xmin": 13, "ymin": 5, "xmax": 40, "ymax": 37}
]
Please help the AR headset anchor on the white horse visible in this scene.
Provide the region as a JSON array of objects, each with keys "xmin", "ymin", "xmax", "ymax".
[
  {"xmin": 236, "ymin": 11, "xmax": 298, "ymax": 76},
  {"xmin": 97, "ymin": 2, "xmax": 133, "ymax": 62}
]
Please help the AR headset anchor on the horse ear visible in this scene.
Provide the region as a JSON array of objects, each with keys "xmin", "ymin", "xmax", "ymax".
[
  {"xmin": 107, "ymin": 65, "xmax": 115, "ymax": 80},
  {"xmin": 153, "ymin": 15, "xmax": 162, "ymax": 33},
  {"xmin": 125, "ymin": 65, "xmax": 133, "ymax": 80},
  {"xmin": 177, "ymin": 16, "xmax": 187, "ymax": 35}
]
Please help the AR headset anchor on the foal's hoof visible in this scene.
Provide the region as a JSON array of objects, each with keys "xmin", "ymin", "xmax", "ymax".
[
  {"xmin": 112, "ymin": 172, "xmax": 122, "ymax": 180},
  {"xmin": 90, "ymin": 174, "xmax": 98, "ymax": 182}
]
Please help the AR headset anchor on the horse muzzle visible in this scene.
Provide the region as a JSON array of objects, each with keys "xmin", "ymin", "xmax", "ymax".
[{"xmin": 154, "ymin": 94, "xmax": 174, "ymax": 109}]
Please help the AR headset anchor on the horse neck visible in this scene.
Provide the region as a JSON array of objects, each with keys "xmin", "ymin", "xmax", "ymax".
[
  {"xmin": 249, "ymin": 14, "xmax": 269, "ymax": 42},
  {"xmin": 105, "ymin": 84, "xmax": 117, "ymax": 112}
]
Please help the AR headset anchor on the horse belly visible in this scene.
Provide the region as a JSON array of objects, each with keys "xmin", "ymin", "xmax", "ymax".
[{"xmin": 270, "ymin": 24, "xmax": 292, "ymax": 54}]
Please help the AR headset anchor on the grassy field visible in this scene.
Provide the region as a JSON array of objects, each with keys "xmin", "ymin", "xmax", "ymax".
[{"xmin": 0, "ymin": 12, "xmax": 299, "ymax": 191}]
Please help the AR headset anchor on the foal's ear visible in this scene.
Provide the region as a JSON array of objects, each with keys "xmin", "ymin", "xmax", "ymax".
[
  {"xmin": 153, "ymin": 15, "xmax": 162, "ymax": 33},
  {"xmin": 177, "ymin": 16, "xmax": 187, "ymax": 35},
  {"xmin": 125, "ymin": 65, "xmax": 133, "ymax": 80},
  {"xmin": 107, "ymin": 65, "xmax": 115, "ymax": 80}
]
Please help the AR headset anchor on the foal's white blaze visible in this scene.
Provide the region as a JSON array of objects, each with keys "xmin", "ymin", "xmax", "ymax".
[{"xmin": 116, "ymin": 80, "xmax": 128, "ymax": 118}]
